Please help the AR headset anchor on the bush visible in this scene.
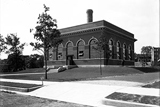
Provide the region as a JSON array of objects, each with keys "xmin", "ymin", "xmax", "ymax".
[
  {"xmin": 0, "ymin": 64, "xmax": 9, "ymax": 72},
  {"xmin": 25, "ymin": 54, "xmax": 44, "ymax": 68},
  {"xmin": 6, "ymin": 53, "xmax": 25, "ymax": 72}
]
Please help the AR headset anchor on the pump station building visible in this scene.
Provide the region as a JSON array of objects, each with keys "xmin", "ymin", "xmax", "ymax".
[{"xmin": 48, "ymin": 9, "xmax": 137, "ymax": 67}]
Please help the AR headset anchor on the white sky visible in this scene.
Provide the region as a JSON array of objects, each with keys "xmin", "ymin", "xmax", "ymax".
[{"xmin": 0, "ymin": 0, "xmax": 159, "ymax": 59}]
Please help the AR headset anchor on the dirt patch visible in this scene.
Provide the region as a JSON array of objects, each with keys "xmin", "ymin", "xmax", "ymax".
[
  {"xmin": 106, "ymin": 92, "xmax": 160, "ymax": 106},
  {"xmin": 0, "ymin": 91, "xmax": 92, "ymax": 107}
]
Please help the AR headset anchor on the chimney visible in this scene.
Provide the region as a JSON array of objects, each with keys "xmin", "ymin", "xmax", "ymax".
[{"xmin": 86, "ymin": 9, "xmax": 93, "ymax": 23}]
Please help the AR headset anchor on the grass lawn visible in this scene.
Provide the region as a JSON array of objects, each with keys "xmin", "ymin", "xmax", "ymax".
[
  {"xmin": 0, "ymin": 66, "xmax": 159, "ymax": 82},
  {"xmin": 0, "ymin": 66, "xmax": 143, "ymax": 81},
  {"xmin": 0, "ymin": 91, "xmax": 92, "ymax": 107},
  {"xmin": 106, "ymin": 81, "xmax": 160, "ymax": 106},
  {"xmin": 0, "ymin": 68, "xmax": 45, "ymax": 74},
  {"xmin": 106, "ymin": 92, "xmax": 160, "ymax": 106},
  {"xmin": 142, "ymin": 81, "xmax": 160, "ymax": 89},
  {"xmin": 0, "ymin": 81, "xmax": 41, "ymax": 88}
]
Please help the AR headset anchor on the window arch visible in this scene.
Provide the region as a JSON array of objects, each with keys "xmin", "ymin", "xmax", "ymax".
[
  {"xmin": 77, "ymin": 40, "xmax": 85, "ymax": 59},
  {"xmin": 123, "ymin": 43, "xmax": 127, "ymax": 60},
  {"xmin": 57, "ymin": 44, "xmax": 63, "ymax": 60},
  {"xmin": 49, "ymin": 48, "xmax": 53, "ymax": 61},
  {"xmin": 109, "ymin": 39, "xmax": 114, "ymax": 59},
  {"xmin": 88, "ymin": 37, "xmax": 98, "ymax": 45},
  {"xmin": 116, "ymin": 41, "xmax": 121, "ymax": 59},
  {"xmin": 66, "ymin": 41, "xmax": 74, "ymax": 56},
  {"xmin": 128, "ymin": 45, "xmax": 132, "ymax": 60},
  {"xmin": 89, "ymin": 39, "xmax": 98, "ymax": 58}
]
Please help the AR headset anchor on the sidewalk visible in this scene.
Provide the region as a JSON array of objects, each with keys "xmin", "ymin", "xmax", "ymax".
[{"xmin": 1, "ymin": 78, "xmax": 159, "ymax": 107}]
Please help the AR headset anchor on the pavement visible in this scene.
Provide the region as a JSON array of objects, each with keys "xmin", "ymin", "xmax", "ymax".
[{"xmin": 0, "ymin": 72, "xmax": 160, "ymax": 107}]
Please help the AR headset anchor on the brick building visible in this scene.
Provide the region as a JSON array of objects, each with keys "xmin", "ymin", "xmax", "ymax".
[
  {"xmin": 48, "ymin": 9, "xmax": 137, "ymax": 67},
  {"xmin": 151, "ymin": 47, "xmax": 160, "ymax": 65}
]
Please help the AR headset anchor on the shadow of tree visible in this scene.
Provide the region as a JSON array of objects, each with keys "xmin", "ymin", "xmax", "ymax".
[{"xmin": 131, "ymin": 67, "xmax": 160, "ymax": 73}]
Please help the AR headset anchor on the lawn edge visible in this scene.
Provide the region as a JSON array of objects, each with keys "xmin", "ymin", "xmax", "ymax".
[
  {"xmin": 102, "ymin": 98, "xmax": 159, "ymax": 107},
  {"xmin": 0, "ymin": 85, "xmax": 42, "ymax": 92}
]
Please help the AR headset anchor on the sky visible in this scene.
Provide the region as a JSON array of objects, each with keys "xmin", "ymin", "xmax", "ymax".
[{"xmin": 0, "ymin": 0, "xmax": 159, "ymax": 59}]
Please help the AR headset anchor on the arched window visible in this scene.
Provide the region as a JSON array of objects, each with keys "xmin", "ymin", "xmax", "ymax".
[
  {"xmin": 77, "ymin": 40, "xmax": 85, "ymax": 59},
  {"xmin": 123, "ymin": 44, "xmax": 127, "ymax": 60},
  {"xmin": 49, "ymin": 48, "xmax": 53, "ymax": 61},
  {"xmin": 52, "ymin": 47, "xmax": 57, "ymax": 60},
  {"xmin": 109, "ymin": 39, "xmax": 113, "ymax": 59},
  {"xmin": 89, "ymin": 39, "xmax": 98, "ymax": 58},
  {"xmin": 66, "ymin": 42, "xmax": 73, "ymax": 56},
  {"xmin": 116, "ymin": 42, "xmax": 121, "ymax": 59},
  {"xmin": 128, "ymin": 45, "xmax": 132, "ymax": 60},
  {"xmin": 57, "ymin": 44, "xmax": 63, "ymax": 60}
]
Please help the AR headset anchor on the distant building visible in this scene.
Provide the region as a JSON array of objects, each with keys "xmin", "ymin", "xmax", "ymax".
[
  {"xmin": 151, "ymin": 47, "xmax": 160, "ymax": 65},
  {"xmin": 48, "ymin": 9, "xmax": 137, "ymax": 67},
  {"xmin": 135, "ymin": 54, "xmax": 151, "ymax": 62}
]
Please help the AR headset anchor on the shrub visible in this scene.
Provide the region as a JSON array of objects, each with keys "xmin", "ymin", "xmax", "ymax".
[
  {"xmin": 0, "ymin": 64, "xmax": 9, "ymax": 72},
  {"xmin": 25, "ymin": 54, "xmax": 44, "ymax": 68},
  {"xmin": 6, "ymin": 53, "xmax": 25, "ymax": 72}
]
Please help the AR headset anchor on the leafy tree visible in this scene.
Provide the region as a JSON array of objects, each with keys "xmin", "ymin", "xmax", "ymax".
[
  {"xmin": 26, "ymin": 54, "xmax": 44, "ymax": 68},
  {"xmin": 141, "ymin": 46, "xmax": 152, "ymax": 55},
  {"xmin": 93, "ymin": 31, "xmax": 111, "ymax": 75},
  {"xmin": 4, "ymin": 33, "xmax": 26, "ymax": 72},
  {"xmin": 30, "ymin": 4, "xmax": 63, "ymax": 79},
  {"xmin": 0, "ymin": 34, "xmax": 7, "ymax": 55},
  {"xmin": 7, "ymin": 52, "xmax": 25, "ymax": 72},
  {"xmin": 141, "ymin": 46, "xmax": 153, "ymax": 64},
  {"xmin": 5, "ymin": 33, "xmax": 25, "ymax": 54}
]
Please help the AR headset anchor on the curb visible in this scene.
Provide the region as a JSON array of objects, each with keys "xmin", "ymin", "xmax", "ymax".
[
  {"xmin": 0, "ymin": 85, "xmax": 42, "ymax": 92},
  {"xmin": 102, "ymin": 99, "xmax": 159, "ymax": 107}
]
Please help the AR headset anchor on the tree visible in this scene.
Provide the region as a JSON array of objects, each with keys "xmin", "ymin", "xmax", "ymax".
[
  {"xmin": 141, "ymin": 46, "xmax": 152, "ymax": 55},
  {"xmin": 0, "ymin": 34, "xmax": 7, "ymax": 55},
  {"xmin": 141, "ymin": 46, "xmax": 153, "ymax": 66},
  {"xmin": 4, "ymin": 33, "xmax": 26, "ymax": 72},
  {"xmin": 26, "ymin": 54, "xmax": 44, "ymax": 68},
  {"xmin": 5, "ymin": 33, "xmax": 25, "ymax": 54},
  {"xmin": 93, "ymin": 31, "xmax": 111, "ymax": 75},
  {"xmin": 7, "ymin": 52, "xmax": 25, "ymax": 72},
  {"xmin": 30, "ymin": 4, "xmax": 63, "ymax": 79}
]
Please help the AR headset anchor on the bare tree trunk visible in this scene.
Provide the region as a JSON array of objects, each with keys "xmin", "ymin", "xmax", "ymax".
[{"xmin": 44, "ymin": 40, "xmax": 47, "ymax": 79}]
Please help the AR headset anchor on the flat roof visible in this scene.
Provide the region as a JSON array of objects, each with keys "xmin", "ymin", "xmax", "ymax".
[{"xmin": 59, "ymin": 20, "xmax": 134, "ymax": 38}]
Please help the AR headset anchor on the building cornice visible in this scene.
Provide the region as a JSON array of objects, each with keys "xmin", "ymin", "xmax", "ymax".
[
  {"xmin": 61, "ymin": 26, "xmax": 104, "ymax": 36},
  {"xmin": 61, "ymin": 26, "xmax": 136, "ymax": 41}
]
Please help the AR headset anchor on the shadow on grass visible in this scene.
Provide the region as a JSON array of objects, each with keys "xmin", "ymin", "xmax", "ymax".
[{"xmin": 131, "ymin": 67, "xmax": 160, "ymax": 73}]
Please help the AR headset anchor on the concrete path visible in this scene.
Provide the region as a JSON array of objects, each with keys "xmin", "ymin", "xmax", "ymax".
[
  {"xmin": 29, "ymin": 82, "xmax": 123, "ymax": 107},
  {"xmin": 76, "ymin": 72, "xmax": 160, "ymax": 87},
  {"xmin": 1, "ymin": 72, "xmax": 160, "ymax": 107},
  {"xmin": 100, "ymin": 72, "xmax": 160, "ymax": 83},
  {"xmin": 1, "ymin": 78, "xmax": 160, "ymax": 107}
]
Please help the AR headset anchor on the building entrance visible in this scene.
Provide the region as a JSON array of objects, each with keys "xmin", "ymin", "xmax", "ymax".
[{"xmin": 66, "ymin": 55, "xmax": 74, "ymax": 65}]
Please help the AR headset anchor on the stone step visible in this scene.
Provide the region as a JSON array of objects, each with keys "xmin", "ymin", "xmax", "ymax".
[{"xmin": 47, "ymin": 69, "xmax": 58, "ymax": 73}]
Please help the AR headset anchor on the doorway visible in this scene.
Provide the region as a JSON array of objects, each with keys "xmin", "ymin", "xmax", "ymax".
[{"xmin": 66, "ymin": 55, "xmax": 74, "ymax": 65}]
